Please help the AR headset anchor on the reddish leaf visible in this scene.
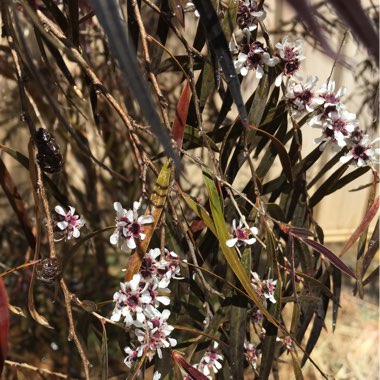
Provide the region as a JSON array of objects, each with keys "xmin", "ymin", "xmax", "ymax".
[
  {"xmin": 172, "ymin": 351, "xmax": 209, "ymax": 380},
  {"xmin": 300, "ymin": 237, "xmax": 357, "ymax": 279},
  {"xmin": 281, "ymin": 224, "xmax": 314, "ymax": 237},
  {"xmin": 339, "ymin": 196, "xmax": 379, "ymax": 257},
  {"xmin": 172, "ymin": 81, "xmax": 191, "ymax": 150},
  {"xmin": 169, "ymin": 0, "xmax": 185, "ymax": 28},
  {"xmin": 0, "ymin": 278, "xmax": 10, "ymax": 375}
]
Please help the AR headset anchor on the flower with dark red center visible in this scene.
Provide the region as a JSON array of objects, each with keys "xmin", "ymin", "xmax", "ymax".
[
  {"xmin": 195, "ymin": 342, "xmax": 223, "ymax": 377},
  {"xmin": 233, "ymin": 41, "xmax": 280, "ymax": 78},
  {"xmin": 277, "ymin": 335, "xmax": 294, "ymax": 354},
  {"xmin": 314, "ymin": 108, "xmax": 358, "ymax": 150},
  {"xmin": 226, "ymin": 218, "xmax": 258, "ymax": 247},
  {"xmin": 340, "ymin": 135, "xmax": 380, "ymax": 167},
  {"xmin": 251, "ymin": 272, "xmax": 277, "ymax": 303},
  {"xmin": 111, "ymin": 274, "xmax": 152, "ymax": 326},
  {"xmin": 285, "ymin": 76, "xmax": 324, "ymax": 116},
  {"xmin": 237, "ymin": 0, "xmax": 266, "ymax": 31},
  {"xmin": 110, "ymin": 201, "xmax": 153, "ymax": 251},
  {"xmin": 275, "ymin": 36, "xmax": 305, "ymax": 86},
  {"xmin": 54, "ymin": 205, "xmax": 85, "ymax": 240},
  {"xmin": 134, "ymin": 309, "xmax": 177, "ymax": 361}
]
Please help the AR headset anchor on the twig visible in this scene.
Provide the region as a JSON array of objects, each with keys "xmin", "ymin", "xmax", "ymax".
[
  {"xmin": 4, "ymin": 360, "xmax": 68, "ymax": 378},
  {"xmin": 132, "ymin": 0, "xmax": 172, "ymax": 132}
]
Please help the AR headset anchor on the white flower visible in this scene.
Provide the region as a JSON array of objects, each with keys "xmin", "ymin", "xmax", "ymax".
[
  {"xmin": 226, "ymin": 218, "xmax": 258, "ymax": 247},
  {"xmin": 110, "ymin": 201, "xmax": 153, "ymax": 251},
  {"xmin": 313, "ymin": 108, "xmax": 358, "ymax": 151},
  {"xmin": 123, "ymin": 345, "xmax": 141, "ymax": 368},
  {"xmin": 237, "ymin": 0, "xmax": 266, "ymax": 32},
  {"xmin": 54, "ymin": 205, "xmax": 85, "ymax": 240},
  {"xmin": 140, "ymin": 248, "xmax": 182, "ymax": 288},
  {"xmin": 285, "ymin": 76, "xmax": 324, "ymax": 116},
  {"xmin": 111, "ymin": 274, "xmax": 152, "ymax": 326},
  {"xmin": 195, "ymin": 342, "xmax": 223, "ymax": 377},
  {"xmin": 317, "ymin": 80, "xmax": 347, "ymax": 108},
  {"xmin": 251, "ymin": 272, "xmax": 277, "ymax": 303},
  {"xmin": 153, "ymin": 371, "xmax": 161, "ymax": 380},
  {"xmin": 135, "ymin": 309, "xmax": 177, "ymax": 361},
  {"xmin": 233, "ymin": 41, "xmax": 280, "ymax": 78},
  {"xmin": 275, "ymin": 36, "xmax": 305, "ymax": 86},
  {"xmin": 277, "ymin": 336, "xmax": 294, "ymax": 353},
  {"xmin": 340, "ymin": 135, "xmax": 380, "ymax": 167}
]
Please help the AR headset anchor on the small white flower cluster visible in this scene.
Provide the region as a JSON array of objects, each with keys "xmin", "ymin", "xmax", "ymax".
[
  {"xmin": 110, "ymin": 248, "xmax": 181, "ymax": 367},
  {"xmin": 53, "ymin": 205, "xmax": 85, "ymax": 241},
  {"xmin": 230, "ymin": 34, "xmax": 305, "ymax": 85},
  {"xmin": 110, "ymin": 201, "xmax": 153, "ymax": 251},
  {"xmin": 285, "ymin": 74, "xmax": 380, "ymax": 167},
  {"xmin": 251, "ymin": 272, "xmax": 277, "ymax": 304}
]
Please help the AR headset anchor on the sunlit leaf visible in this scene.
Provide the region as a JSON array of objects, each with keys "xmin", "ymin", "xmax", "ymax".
[
  {"xmin": 125, "ymin": 161, "xmax": 172, "ymax": 280},
  {"xmin": 203, "ymin": 169, "xmax": 280, "ymax": 326}
]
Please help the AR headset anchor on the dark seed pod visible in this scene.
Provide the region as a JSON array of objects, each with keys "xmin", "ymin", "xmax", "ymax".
[
  {"xmin": 35, "ymin": 128, "xmax": 64, "ymax": 173},
  {"xmin": 36, "ymin": 258, "xmax": 63, "ymax": 284}
]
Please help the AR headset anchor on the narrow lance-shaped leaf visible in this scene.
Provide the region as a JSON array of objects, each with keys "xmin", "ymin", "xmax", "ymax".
[
  {"xmin": 193, "ymin": 0, "xmax": 248, "ymax": 127},
  {"xmin": 362, "ymin": 218, "xmax": 379, "ymax": 278},
  {"xmin": 340, "ymin": 196, "xmax": 379, "ymax": 257},
  {"xmin": 0, "ymin": 278, "xmax": 10, "ymax": 375},
  {"xmin": 332, "ymin": 266, "xmax": 342, "ymax": 332},
  {"xmin": 203, "ymin": 169, "xmax": 281, "ymax": 327},
  {"xmin": 301, "ymin": 272, "xmax": 330, "ymax": 367},
  {"xmin": 100, "ymin": 320, "xmax": 108, "ymax": 380},
  {"xmin": 328, "ymin": 0, "xmax": 379, "ymax": 64},
  {"xmin": 299, "ymin": 237, "xmax": 356, "ymax": 279},
  {"xmin": 172, "ymin": 81, "xmax": 191, "ymax": 149},
  {"xmin": 281, "ymin": 224, "xmax": 357, "ymax": 279},
  {"xmin": 172, "ymin": 351, "xmax": 209, "ymax": 380},
  {"xmin": 249, "ymin": 125, "xmax": 293, "ymax": 184},
  {"xmin": 230, "ymin": 246, "xmax": 250, "ymax": 379},
  {"xmin": 125, "ymin": 161, "xmax": 172, "ymax": 280},
  {"xmin": 291, "ymin": 350, "xmax": 305, "ymax": 380},
  {"xmin": 90, "ymin": 0, "xmax": 180, "ymax": 166}
]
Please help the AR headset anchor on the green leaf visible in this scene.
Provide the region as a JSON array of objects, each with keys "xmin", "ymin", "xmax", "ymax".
[{"xmin": 202, "ymin": 169, "xmax": 280, "ymax": 326}]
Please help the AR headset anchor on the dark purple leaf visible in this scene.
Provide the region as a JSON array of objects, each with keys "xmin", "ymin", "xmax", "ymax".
[{"xmin": 300, "ymin": 237, "xmax": 357, "ymax": 279}]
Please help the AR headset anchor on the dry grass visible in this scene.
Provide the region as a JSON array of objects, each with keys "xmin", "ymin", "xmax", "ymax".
[{"xmin": 276, "ymin": 289, "xmax": 379, "ymax": 380}]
